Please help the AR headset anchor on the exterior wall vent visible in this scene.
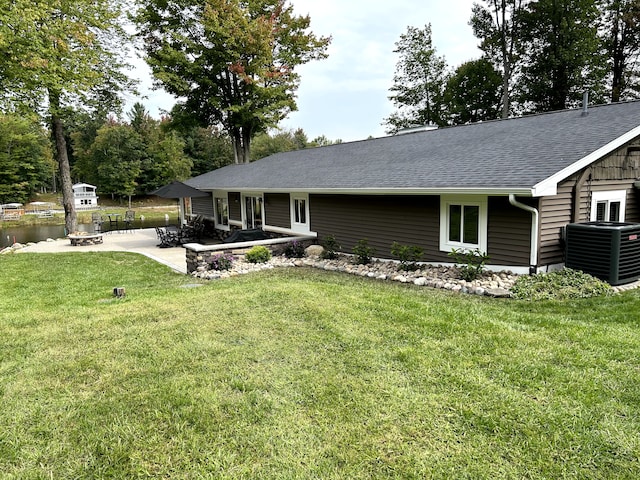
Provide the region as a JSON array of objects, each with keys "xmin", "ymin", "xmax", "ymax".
[{"xmin": 565, "ymin": 222, "xmax": 640, "ymax": 285}]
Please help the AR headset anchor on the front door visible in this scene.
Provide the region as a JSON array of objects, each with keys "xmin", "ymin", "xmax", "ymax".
[{"xmin": 244, "ymin": 195, "xmax": 263, "ymax": 229}]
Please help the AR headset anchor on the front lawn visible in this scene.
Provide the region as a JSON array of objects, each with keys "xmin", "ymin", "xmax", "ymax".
[{"xmin": 1, "ymin": 253, "xmax": 639, "ymax": 478}]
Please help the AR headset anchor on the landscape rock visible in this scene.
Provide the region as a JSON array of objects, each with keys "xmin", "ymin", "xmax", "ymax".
[
  {"xmin": 192, "ymin": 254, "xmax": 520, "ymax": 297},
  {"xmin": 305, "ymin": 244, "xmax": 324, "ymax": 258}
]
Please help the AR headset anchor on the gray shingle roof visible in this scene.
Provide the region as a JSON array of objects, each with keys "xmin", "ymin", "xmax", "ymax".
[{"xmin": 187, "ymin": 101, "xmax": 640, "ymax": 196}]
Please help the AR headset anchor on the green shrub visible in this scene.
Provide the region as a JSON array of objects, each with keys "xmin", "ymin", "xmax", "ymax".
[
  {"xmin": 352, "ymin": 239, "xmax": 376, "ymax": 265},
  {"xmin": 245, "ymin": 245, "xmax": 272, "ymax": 263},
  {"xmin": 448, "ymin": 248, "xmax": 489, "ymax": 281},
  {"xmin": 391, "ymin": 242, "xmax": 424, "ymax": 271},
  {"xmin": 510, "ymin": 268, "xmax": 614, "ymax": 300},
  {"xmin": 320, "ymin": 235, "xmax": 341, "ymax": 260},
  {"xmin": 283, "ymin": 240, "xmax": 306, "ymax": 258}
]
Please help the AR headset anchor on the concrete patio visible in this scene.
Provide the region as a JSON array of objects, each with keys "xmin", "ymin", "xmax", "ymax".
[{"xmin": 16, "ymin": 228, "xmax": 189, "ymax": 273}]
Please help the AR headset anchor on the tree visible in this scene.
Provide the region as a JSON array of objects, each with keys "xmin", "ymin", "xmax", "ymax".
[
  {"xmin": 69, "ymin": 109, "xmax": 113, "ymax": 184},
  {"xmin": 601, "ymin": 0, "xmax": 640, "ymax": 102},
  {"xmin": 164, "ymin": 106, "xmax": 236, "ymax": 176},
  {"xmin": 89, "ymin": 124, "xmax": 144, "ymax": 204},
  {"xmin": 184, "ymin": 127, "xmax": 235, "ymax": 176},
  {"xmin": 309, "ymin": 135, "xmax": 342, "ymax": 147},
  {"xmin": 251, "ymin": 129, "xmax": 303, "ymax": 160},
  {"xmin": 127, "ymin": 104, "xmax": 193, "ymax": 193},
  {"xmin": 518, "ymin": 0, "xmax": 606, "ymax": 112},
  {"xmin": 141, "ymin": 130, "xmax": 192, "ymax": 193},
  {"xmin": 383, "ymin": 24, "xmax": 450, "ymax": 134},
  {"xmin": 470, "ymin": 0, "xmax": 528, "ymax": 117},
  {"xmin": 0, "ymin": 114, "xmax": 54, "ymax": 204},
  {"xmin": 134, "ymin": 0, "xmax": 330, "ymax": 164},
  {"xmin": 0, "ymin": 0, "xmax": 133, "ymax": 233},
  {"xmin": 444, "ymin": 59, "xmax": 503, "ymax": 124}
]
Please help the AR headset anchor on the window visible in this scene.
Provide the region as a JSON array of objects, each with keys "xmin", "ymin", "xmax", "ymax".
[
  {"xmin": 290, "ymin": 194, "xmax": 310, "ymax": 232},
  {"xmin": 214, "ymin": 197, "xmax": 229, "ymax": 227},
  {"xmin": 440, "ymin": 196, "xmax": 488, "ymax": 252},
  {"xmin": 243, "ymin": 194, "xmax": 263, "ymax": 229},
  {"xmin": 591, "ymin": 190, "xmax": 626, "ymax": 222}
]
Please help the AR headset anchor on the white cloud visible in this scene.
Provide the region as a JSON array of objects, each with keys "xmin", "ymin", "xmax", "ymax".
[{"xmin": 281, "ymin": 0, "xmax": 480, "ymax": 141}]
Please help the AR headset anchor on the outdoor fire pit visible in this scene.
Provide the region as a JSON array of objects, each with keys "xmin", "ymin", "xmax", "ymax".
[{"xmin": 68, "ymin": 231, "xmax": 103, "ymax": 246}]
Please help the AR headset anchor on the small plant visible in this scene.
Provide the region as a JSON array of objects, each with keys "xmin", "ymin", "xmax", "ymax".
[
  {"xmin": 391, "ymin": 242, "xmax": 424, "ymax": 271},
  {"xmin": 448, "ymin": 248, "xmax": 489, "ymax": 281},
  {"xmin": 207, "ymin": 253, "xmax": 235, "ymax": 271},
  {"xmin": 320, "ymin": 235, "xmax": 341, "ymax": 260},
  {"xmin": 352, "ymin": 239, "xmax": 376, "ymax": 265},
  {"xmin": 510, "ymin": 268, "xmax": 613, "ymax": 300},
  {"xmin": 283, "ymin": 240, "xmax": 306, "ymax": 258},
  {"xmin": 245, "ymin": 245, "xmax": 272, "ymax": 263}
]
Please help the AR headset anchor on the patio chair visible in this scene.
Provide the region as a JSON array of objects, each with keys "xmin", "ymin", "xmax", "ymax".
[
  {"xmin": 91, "ymin": 212, "xmax": 103, "ymax": 233},
  {"xmin": 155, "ymin": 226, "xmax": 179, "ymax": 248},
  {"xmin": 180, "ymin": 215, "xmax": 205, "ymax": 243},
  {"xmin": 124, "ymin": 210, "xmax": 135, "ymax": 232}
]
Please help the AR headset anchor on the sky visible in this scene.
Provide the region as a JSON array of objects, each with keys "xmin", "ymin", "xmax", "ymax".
[{"xmin": 128, "ymin": 0, "xmax": 481, "ymax": 143}]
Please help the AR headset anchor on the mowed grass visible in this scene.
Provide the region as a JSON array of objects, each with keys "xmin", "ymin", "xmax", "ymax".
[{"xmin": 1, "ymin": 253, "xmax": 639, "ymax": 479}]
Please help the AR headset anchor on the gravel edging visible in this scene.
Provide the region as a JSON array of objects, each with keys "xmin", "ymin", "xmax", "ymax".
[{"xmin": 192, "ymin": 254, "xmax": 517, "ymax": 297}]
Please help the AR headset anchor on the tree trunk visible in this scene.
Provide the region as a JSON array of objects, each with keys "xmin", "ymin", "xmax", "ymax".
[
  {"xmin": 49, "ymin": 91, "xmax": 77, "ymax": 233},
  {"xmin": 231, "ymin": 126, "xmax": 251, "ymax": 163},
  {"xmin": 500, "ymin": 60, "xmax": 511, "ymax": 118}
]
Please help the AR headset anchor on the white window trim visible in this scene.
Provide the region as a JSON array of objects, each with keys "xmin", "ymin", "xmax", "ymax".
[
  {"xmin": 590, "ymin": 190, "xmax": 626, "ymax": 222},
  {"xmin": 213, "ymin": 195, "xmax": 230, "ymax": 230},
  {"xmin": 439, "ymin": 195, "xmax": 488, "ymax": 253},
  {"xmin": 241, "ymin": 193, "xmax": 264, "ymax": 229},
  {"xmin": 290, "ymin": 193, "xmax": 310, "ymax": 233}
]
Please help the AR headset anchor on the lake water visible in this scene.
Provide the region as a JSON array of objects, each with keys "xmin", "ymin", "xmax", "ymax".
[{"xmin": 0, "ymin": 219, "xmax": 171, "ymax": 248}]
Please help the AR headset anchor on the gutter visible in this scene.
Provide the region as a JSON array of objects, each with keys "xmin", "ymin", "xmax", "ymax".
[{"xmin": 509, "ymin": 194, "xmax": 539, "ymax": 274}]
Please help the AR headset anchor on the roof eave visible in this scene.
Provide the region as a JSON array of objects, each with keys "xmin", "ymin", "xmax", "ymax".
[
  {"xmin": 532, "ymin": 124, "xmax": 640, "ymax": 197},
  {"xmin": 198, "ymin": 187, "xmax": 534, "ymax": 196}
]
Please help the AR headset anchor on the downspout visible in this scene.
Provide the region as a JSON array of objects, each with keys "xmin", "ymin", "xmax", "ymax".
[{"xmin": 509, "ymin": 194, "xmax": 539, "ymax": 274}]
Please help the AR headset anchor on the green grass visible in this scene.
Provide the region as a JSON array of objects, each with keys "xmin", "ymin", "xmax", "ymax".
[{"xmin": 1, "ymin": 253, "xmax": 639, "ymax": 478}]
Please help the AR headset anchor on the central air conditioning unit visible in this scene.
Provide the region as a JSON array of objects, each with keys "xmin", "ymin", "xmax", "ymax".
[{"xmin": 565, "ymin": 222, "xmax": 640, "ymax": 286}]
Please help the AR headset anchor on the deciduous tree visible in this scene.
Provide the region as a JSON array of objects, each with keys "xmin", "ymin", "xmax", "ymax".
[
  {"xmin": 518, "ymin": 0, "xmax": 606, "ymax": 112},
  {"xmin": 383, "ymin": 24, "xmax": 450, "ymax": 134},
  {"xmin": 444, "ymin": 59, "xmax": 503, "ymax": 124},
  {"xmin": 89, "ymin": 124, "xmax": 144, "ymax": 204},
  {"xmin": 601, "ymin": 0, "xmax": 640, "ymax": 101},
  {"xmin": 0, "ymin": 114, "xmax": 54, "ymax": 204},
  {"xmin": 470, "ymin": 0, "xmax": 528, "ymax": 117},
  {"xmin": 134, "ymin": 0, "xmax": 330, "ymax": 164},
  {"xmin": 0, "ymin": 0, "xmax": 133, "ymax": 232}
]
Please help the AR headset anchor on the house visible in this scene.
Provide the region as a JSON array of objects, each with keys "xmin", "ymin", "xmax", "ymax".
[
  {"xmin": 185, "ymin": 101, "xmax": 640, "ymax": 274},
  {"xmin": 72, "ymin": 183, "xmax": 99, "ymax": 210}
]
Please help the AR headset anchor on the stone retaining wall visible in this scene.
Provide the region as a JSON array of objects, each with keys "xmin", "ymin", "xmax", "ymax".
[{"xmin": 184, "ymin": 235, "xmax": 316, "ymax": 273}]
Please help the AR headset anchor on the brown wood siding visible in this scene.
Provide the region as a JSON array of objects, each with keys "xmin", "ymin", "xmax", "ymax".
[
  {"xmin": 309, "ymin": 194, "xmax": 443, "ymax": 261},
  {"xmin": 538, "ymin": 138, "xmax": 640, "ymax": 267},
  {"xmin": 309, "ymin": 194, "xmax": 532, "ymax": 267},
  {"xmin": 487, "ymin": 197, "xmax": 531, "ymax": 266},
  {"xmin": 228, "ymin": 192, "xmax": 241, "ymax": 222},
  {"xmin": 570, "ymin": 139, "xmax": 640, "ymax": 223},
  {"xmin": 265, "ymin": 193, "xmax": 290, "ymax": 229},
  {"xmin": 191, "ymin": 194, "xmax": 214, "ymax": 218},
  {"xmin": 539, "ymin": 181, "xmax": 573, "ymax": 266}
]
